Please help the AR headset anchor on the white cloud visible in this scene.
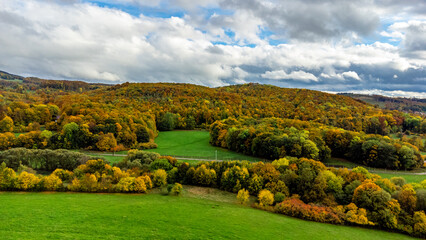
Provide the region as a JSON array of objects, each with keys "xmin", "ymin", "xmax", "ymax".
[
  {"xmin": 261, "ymin": 70, "xmax": 318, "ymax": 82},
  {"xmin": 342, "ymin": 71, "xmax": 361, "ymax": 81}
]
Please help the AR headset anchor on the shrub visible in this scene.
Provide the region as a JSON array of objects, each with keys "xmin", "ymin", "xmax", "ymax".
[
  {"xmin": 275, "ymin": 198, "xmax": 344, "ymax": 224},
  {"xmin": 265, "ymin": 180, "xmax": 289, "ymax": 196},
  {"xmin": 0, "ymin": 162, "xmax": 17, "ymax": 190},
  {"xmin": 43, "ymin": 174, "xmax": 63, "ymax": 191},
  {"xmin": 416, "ymin": 189, "xmax": 426, "ymax": 211},
  {"xmin": 68, "ymin": 178, "xmax": 81, "ymax": 191},
  {"xmin": 396, "ymin": 184, "xmax": 417, "ymax": 214},
  {"xmin": 52, "ymin": 169, "xmax": 74, "ymax": 181},
  {"xmin": 152, "ymin": 169, "xmax": 167, "ymax": 187},
  {"xmin": 248, "ymin": 174, "xmax": 263, "ymax": 195},
  {"xmin": 116, "ymin": 177, "xmax": 135, "ymax": 192},
  {"xmin": 159, "ymin": 156, "xmax": 177, "ymax": 166},
  {"xmin": 171, "ymin": 183, "xmax": 183, "ymax": 195},
  {"xmin": 167, "ymin": 167, "xmax": 178, "ymax": 184},
  {"xmin": 274, "ymin": 192, "xmax": 286, "ymax": 204},
  {"xmin": 390, "ymin": 177, "xmax": 406, "ymax": 187},
  {"xmin": 237, "ymin": 188, "xmax": 250, "ymax": 205},
  {"xmin": 221, "ymin": 166, "xmax": 249, "ymax": 192},
  {"xmin": 141, "ymin": 175, "xmax": 153, "ymax": 189},
  {"xmin": 150, "ymin": 159, "xmax": 173, "ymax": 171},
  {"xmin": 345, "ymin": 203, "xmax": 373, "ymax": 225},
  {"xmin": 134, "ymin": 176, "xmax": 148, "ymax": 193},
  {"xmin": 79, "ymin": 174, "xmax": 98, "ymax": 192},
  {"xmin": 15, "ymin": 171, "xmax": 41, "ymax": 191},
  {"xmin": 258, "ymin": 189, "xmax": 274, "ymax": 206},
  {"xmin": 193, "ymin": 164, "xmax": 216, "ymax": 186},
  {"xmin": 136, "ymin": 141, "xmax": 158, "ymax": 150},
  {"xmin": 413, "ymin": 211, "xmax": 426, "ymax": 238},
  {"xmin": 125, "ymin": 149, "xmax": 160, "ymax": 165}
]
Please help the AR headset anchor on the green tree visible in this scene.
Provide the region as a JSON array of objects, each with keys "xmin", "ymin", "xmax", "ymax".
[{"xmin": 157, "ymin": 112, "xmax": 176, "ymax": 131}]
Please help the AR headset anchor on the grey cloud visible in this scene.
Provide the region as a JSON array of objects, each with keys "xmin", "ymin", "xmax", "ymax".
[{"xmin": 0, "ymin": 0, "xmax": 424, "ymax": 96}]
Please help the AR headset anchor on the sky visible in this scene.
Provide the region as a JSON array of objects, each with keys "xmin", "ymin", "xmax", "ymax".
[{"xmin": 0, "ymin": 0, "xmax": 425, "ymax": 97}]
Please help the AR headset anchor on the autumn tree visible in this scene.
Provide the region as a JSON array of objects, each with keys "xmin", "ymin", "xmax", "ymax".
[{"xmin": 0, "ymin": 116, "xmax": 13, "ymax": 132}]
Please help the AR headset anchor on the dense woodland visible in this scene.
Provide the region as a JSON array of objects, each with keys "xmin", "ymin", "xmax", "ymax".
[
  {"xmin": 0, "ymin": 71, "xmax": 424, "ymax": 169},
  {"xmin": 0, "ymin": 71, "xmax": 425, "ymax": 238}
]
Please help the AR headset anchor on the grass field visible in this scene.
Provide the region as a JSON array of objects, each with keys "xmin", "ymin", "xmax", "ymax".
[
  {"xmin": 145, "ymin": 130, "xmax": 263, "ymax": 161},
  {"xmin": 375, "ymin": 173, "xmax": 425, "ymax": 184},
  {"xmin": 324, "ymin": 158, "xmax": 425, "ymax": 183},
  {"xmin": 0, "ymin": 189, "xmax": 417, "ymax": 240}
]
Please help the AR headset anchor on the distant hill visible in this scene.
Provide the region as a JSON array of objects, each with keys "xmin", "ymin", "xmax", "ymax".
[
  {"xmin": 339, "ymin": 93, "xmax": 426, "ymax": 115},
  {"xmin": 0, "ymin": 70, "xmax": 24, "ymax": 81},
  {"xmin": 0, "ymin": 70, "xmax": 108, "ymax": 92}
]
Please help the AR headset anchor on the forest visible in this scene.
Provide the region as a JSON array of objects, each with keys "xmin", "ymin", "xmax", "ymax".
[{"xmin": 0, "ymin": 71, "xmax": 425, "ymax": 238}]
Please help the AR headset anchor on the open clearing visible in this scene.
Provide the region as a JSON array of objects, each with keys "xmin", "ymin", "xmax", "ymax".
[
  {"xmin": 0, "ymin": 189, "xmax": 417, "ymax": 240},
  {"xmin": 144, "ymin": 130, "xmax": 263, "ymax": 161},
  {"xmin": 324, "ymin": 158, "xmax": 425, "ymax": 183},
  {"xmin": 375, "ymin": 173, "xmax": 425, "ymax": 183}
]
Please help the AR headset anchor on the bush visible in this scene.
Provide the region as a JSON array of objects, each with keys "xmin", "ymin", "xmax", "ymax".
[
  {"xmin": 43, "ymin": 174, "xmax": 63, "ymax": 191},
  {"xmin": 52, "ymin": 169, "xmax": 74, "ymax": 181},
  {"xmin": 150, "ymin": 159, "xmax": 173, "ymax": 171},
  {"xmin": 124, "ymin": 149, "xmax": 160, "ymax": 165},
  {"xmin": 237, "ymin": 188, "xmax": 250, "ymax": 205},
  {"xmin": 134, "ymin": 176, "xmax": 148, "ymax": 193},
  {"xmin": 160, "ymin": 156, "xmax": 178, "ymax": 166},
  {"xmin": 275, "ymin": 198, "xmax": 344, "ymax": 224},
  {"xmin": 413, "ymin": 211, "xmax": 426, "ymax": 238},
  {"xmin": 15, "ymin": 171, "xmax": 41, "ymax": 191},
  {"xmin": 152, "ymin": 169, "xmax": 167, "ymax": 187},
  {"xmin": 79, "ymin": 174, "xmax": 98, "ymax": 192},
  {"xmin": 0, "ymin": 162, "xmax": 16, "ymax": 190},
  {"xmin": 345, "ymin": 203, "xmax": 373, "ymax": 225},
  {"xmin": 390, "ymin": 177, "xmax": 406, "ymax": 187},
  {"xmin": 258, "ymin": 189, "xmax": 274, "ymax": 206},
  {"xmin": 116, "ymin": 177, "xmax": 136, "ymax": 192},
  {"xmin": 136, "ymin": 141, "xmax": 158, "ymax": 150},
  {"xmin": 274, "ymin": 192, "xmax": 286, "ymax": 204},
  {"xmin": 171, "ymin": 183, "xmax": 183, "ymax": 195},
  {"xmin": 140, "ymin": 175, "xmax": 153, "ymax": 189},
  {"xmin": 193, "ymin": 164, "xmax": 216, "ymax": 186}
]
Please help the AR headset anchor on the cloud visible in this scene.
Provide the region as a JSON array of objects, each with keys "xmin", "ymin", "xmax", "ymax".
[
  {"xmin": 0, "ymin": 0, "xmax": 424, "ymax": 94},
  {"xmin": 328, "ymin": 89, "xmax": 426, "ymax": 99},
  {"xmin": 342, "ymin": 71, "xmax": 361, "ymax": 81},
  {"xmin": 261, "ymin": 70, "xmax": 318, "ymax": 82}
]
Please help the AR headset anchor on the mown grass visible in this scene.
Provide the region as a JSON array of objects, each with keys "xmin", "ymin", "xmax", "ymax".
[
  {"xmin": 375, "ymin": 173, "xmax": 425, "ymax": 184},
  {"xmin": 324, "ymin": 158, "xmax": 426, "ymax": 183},
  {"xmin": 85, "ymin": 153, "xmax": 124, "ymax": 164},
  {"xmin": 145, "ymin": 130, "xmax": 263, "ymax": 161},
  {"xmin": 0, "ymin": 190, "xmax": 417, "ymax": 240}
]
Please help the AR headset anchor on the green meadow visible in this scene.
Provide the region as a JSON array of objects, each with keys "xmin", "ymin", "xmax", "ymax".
[
  {"xmin": 0, "ymin": 190, "xmax": 417, "ymax": 240},
  {"xmin": 144, "ymin": 130, "xmax": 262, "ymax": 161}
]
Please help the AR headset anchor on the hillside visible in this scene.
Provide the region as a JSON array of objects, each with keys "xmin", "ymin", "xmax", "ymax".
[
  {"xmin": 0, "ymin": 70, "xmax": 424, "ymax": 169},
  {"xmin": 340, "ymin": 93, "xmax": 426, "ymax": 115}
]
